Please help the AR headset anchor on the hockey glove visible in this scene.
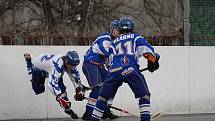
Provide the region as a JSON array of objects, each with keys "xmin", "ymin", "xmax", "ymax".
[
  {"xmin": 74, "ymin": 86, "xmax": 85, "ymax": 101},
  {"xmin": 82, "ymin": 85, "xmax": 91, "ymax": 92},
  {"xmin": 148, "ymin": 53, "xmax": 160, "ymax": 72}
]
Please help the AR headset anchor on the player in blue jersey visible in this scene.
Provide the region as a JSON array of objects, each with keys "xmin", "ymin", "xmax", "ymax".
[
  {"xmin": 81, "ymin": 20, "xmax": 120, "ymax": 120},
  {"xmin": 91, "ymin": 17, "xmax": 160, "ymax": 121},
  {"xmin": 24, "ymin": 51, "xmax": 88, "ymax": 119}
]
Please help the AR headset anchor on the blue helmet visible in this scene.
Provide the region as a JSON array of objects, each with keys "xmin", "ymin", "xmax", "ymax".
[
  {"xmin": 110, "ymin": 19, "xmax": 120, "ymax": 29},
  {"xmin": 66, "ymin": 51, "xmax": 80, "ymax": 66},
  {"xmin": 119, "ymin": 17, "xmax": 134, "ymax": 32},
  {"xmin": 109, "ymin": 19, "xmax": 120, "ymax": 33}
]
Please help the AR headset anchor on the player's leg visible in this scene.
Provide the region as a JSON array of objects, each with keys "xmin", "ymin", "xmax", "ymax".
[
  {"xmin": 24, "ymin": 53, "xmax": 33, "ymax": 81},
  {"xmin": 102, "ymin": 95, "xmax": 119, "ymax": 119},
  {"xmin": 48, "ymin": 77, "xmax": 78, "ymax": 119},
  {"xmin": 56, "ymin": 92, "xmax": 78, "ymax": 119},
  {"xmin": 24, "ymin": 53, "xmax": 47, "ymax": 95},
  {"xmin": 126, "ymin": 70, "xmax": 151, "ymax": 121},
  {"xmin": 92, "ymin": 77, "xmax": 122, "ymax": 121},
  {"xmin": 31, "ymin": 67, "xmax": 46, "ymax": 95},
  {"xmin": 82, "ymin": 62, "xmax": 103, "ymax": 120},
  {"xmin": 99, "ymin": 68, "xmax": 119, "ymax": 119}
]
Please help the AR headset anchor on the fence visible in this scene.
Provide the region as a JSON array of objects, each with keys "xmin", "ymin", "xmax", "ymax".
[
  {"xmin": 0, "ymin": 29, "xmax": 184, "ymax": 46},
  {"xmin": 189, "ymin": 0, "xmax": 215, "ymax": 46},
  {"xmin": 0, "ymin": 0, "xmax": 214, "ymax": 46}
]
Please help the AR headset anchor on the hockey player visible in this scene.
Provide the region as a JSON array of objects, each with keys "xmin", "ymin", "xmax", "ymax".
[
  {"xmin": 81, "ymin": 20, "xmax": 120, "ymax": 120},
  {"xmin": 91, "ymin": 17, "xmax": 160, "ymax": 121},
  {"xmin": 24, "ymin": 50, "xmax": 87, "ymax": 119}
]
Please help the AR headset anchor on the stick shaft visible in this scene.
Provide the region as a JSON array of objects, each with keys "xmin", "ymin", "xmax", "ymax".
[
  {"xmin": 84, "ymin": 97, "xmax": 138, "ymax": 117},
  {"xmin": 140, "ymin": 67, "xmax": 148, "ymax": 72}
]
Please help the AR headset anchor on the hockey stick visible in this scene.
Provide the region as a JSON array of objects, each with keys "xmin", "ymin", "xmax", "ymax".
[
  {"xmin": 110, "ymin": 67, "xmax": 148, "ymax": 73},
  {"xmin": 84, "ymin": 97, "xmax": 138, "ymax": 117},
  {"xmin": 72, "ymin": 78, "xmax": 92, "ymax": 91},
  {"xmin": 140, "ymin": 67, "xmax": 148, "ymax": 72},
  {"xmin": 109, "ymin": 105, "xmax": 162, "ymax": 120},
  {"xmin": 82, "ymin": 83, "xmax": 103, "ymax": 91},
  {"xmin": 151, "ymin": 112, "xmax": 163, "ymax": 120},
  {"xmin": 108, "ymin": 105, "xmax": 139, "ymax": 117},
  {"xmin": 84, "ymin": 97, "xmax": 162, "ymax": 120}
]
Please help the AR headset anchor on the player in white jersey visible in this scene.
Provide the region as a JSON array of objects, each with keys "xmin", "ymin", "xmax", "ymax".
[{"xmin": 24, "ymin": 50, "xmax": 87, "ymax": 119}]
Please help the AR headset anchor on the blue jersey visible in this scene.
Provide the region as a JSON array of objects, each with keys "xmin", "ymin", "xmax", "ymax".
[
  {"xmin": 110, "ymin": 33, "xmax": 155, "ymax": 70},
  {"xmin": 84, "ymin": 32, "xmax": 113, "ymax": 64}
]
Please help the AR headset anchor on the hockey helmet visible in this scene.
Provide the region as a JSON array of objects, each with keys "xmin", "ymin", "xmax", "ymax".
[{"xmin": 65, "ymin": 51, "xmax": 80, "ymax": 66}]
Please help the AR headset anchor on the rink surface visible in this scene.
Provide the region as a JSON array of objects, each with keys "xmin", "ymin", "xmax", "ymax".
[{"xmin": 7, "ymin": 113, "xmax": 215, "ymax": 121}]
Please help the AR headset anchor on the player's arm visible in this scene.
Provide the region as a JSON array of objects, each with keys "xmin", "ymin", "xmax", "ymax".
[
  {"xmin": 105, "ymin": 45, "xmax": 115, "ymax": 69},
  {"xmin": 49, "ymin": 68, "xmax": 73, "ymax": 110},
  {"xmin": 49, "ymin": 68, "xmax": 64, "ymax": 96},
  {"xmin": 136, "ymin": 36, "xmax": 160, "ymax": 72},
  {"xmin": 66, "ymin": 67, "xmax": 87, "ymax": 101},
  {"xmin": 143, "ymin": 53, "xmax": 156, "ymax": 63},
  {"xmin": 98, "ymin": 36, "xmax": 112, "ymax": 57},
  {"xmin": 66, "ymin": 67, "xmax": 82, "ymax": 88},
  {"xmin": 91, "ymin": 38, "xmax": 112, "ymax": 69}
]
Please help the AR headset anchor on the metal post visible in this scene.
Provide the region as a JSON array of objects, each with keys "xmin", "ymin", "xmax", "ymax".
[{"xmin": 184, "ymin": 0, "xmax": 190, "ymax": 46}]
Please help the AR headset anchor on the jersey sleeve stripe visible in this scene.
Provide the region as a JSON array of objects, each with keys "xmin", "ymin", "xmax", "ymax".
[{"xmin": 95, "ymin": 35, "xmax": 111, "ymax": 41}]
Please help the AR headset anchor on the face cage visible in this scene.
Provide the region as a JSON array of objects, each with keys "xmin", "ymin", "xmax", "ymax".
[{"xmin": 109, "ymin": 27, "xmax": 119, "ymax": 34}]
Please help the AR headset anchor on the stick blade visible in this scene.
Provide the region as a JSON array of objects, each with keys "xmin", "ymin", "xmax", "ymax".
[{"xmin": 151, "ymin": 112, "xmax": 163, "ymax": 120}]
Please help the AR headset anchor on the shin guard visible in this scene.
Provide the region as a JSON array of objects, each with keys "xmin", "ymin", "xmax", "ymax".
[
  {"xmin": 139, "ymin": 97, "xmax": 150, "ymax": 121},
  {"xmin": 85, "ymin": 86, "xmax": 101, "ymax": 114}
]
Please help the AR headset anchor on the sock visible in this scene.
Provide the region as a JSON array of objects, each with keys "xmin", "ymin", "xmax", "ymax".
[
  {"xmin": 92, "ymin": 99, "xmax": 107, "ymax": 121},
  {"xmin": 139, "ymin": 97, "xmax": 150, "ymax": 121},
  {"xmin": 85, "ymin": 86, "xmax": 101, "ymax": 114}
]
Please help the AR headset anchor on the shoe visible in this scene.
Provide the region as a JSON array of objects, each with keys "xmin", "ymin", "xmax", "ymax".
[
  {"xmin": 24, "ymin": 53, "xmax": 31, "ymax": 63},
  {"xmin": 102, "ymin": 111, "xmax": 119, "ymax": 119},
  {"xmin": 82, "ymin": 112, "xmax": 91, "ymax": 120},
  {"xmin": 64, "ymin": 109, "xmax": 78, "ymax": 119}
]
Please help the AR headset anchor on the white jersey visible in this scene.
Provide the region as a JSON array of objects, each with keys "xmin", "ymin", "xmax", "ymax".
[
  {"xmin": 33, "ymin": 54, "xmax": 63, "ymax": 73},
  {"xmin": 32, "ymin": 53, "xmax": 81, "ymax": 96}
]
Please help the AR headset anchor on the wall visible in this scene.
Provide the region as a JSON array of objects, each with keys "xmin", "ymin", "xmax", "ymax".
[{"xmin": 0, "ymin": 46, "xmax": 215, "ymax": 120}]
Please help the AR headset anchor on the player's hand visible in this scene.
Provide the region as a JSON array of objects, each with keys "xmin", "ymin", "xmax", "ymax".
[
  {"xmin": 74, "ymin": 86, "xmax": 85, "ymax": 101},
  {"xmin": 148, "ymin": 53, "xmax": 160, "ymax": 72},
  {"xmin": 148, "ymin": 61, "xmax": 159, "ymax": 72},
  {"xmin": 82, "ymin": 85, "xmax": 91, "ymax": 92}
]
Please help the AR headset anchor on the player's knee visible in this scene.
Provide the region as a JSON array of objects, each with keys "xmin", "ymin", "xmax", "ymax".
[
  {"xmin": 143, "ymin": 95, "xmax": 150, "ymax": 101},
  {"xmin": 139, "ymin": 95, "xmax": 151, "ymax": 104},
  {"xmin": 56, "ymin": 92, "xmax": 71, "ymax": 109},
  {"xmin": 107, "ymin": 98, "xmax": 114, "ymax": 106}
]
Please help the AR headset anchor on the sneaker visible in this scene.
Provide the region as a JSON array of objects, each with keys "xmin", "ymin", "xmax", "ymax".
[
  {"xmin": 102, "ymin": 111, "xmax": 119, "ymax": 119},
  {"xmin": 24, "ymin": 53, "xmax": 31, "ymax": 62},
  {"xmin": 64, "ymin": 109, "xmax": 78, "ymax": 119},
  {"xmin": 82, "ymin": 112, "xmax": 92, "ymax": 120}
]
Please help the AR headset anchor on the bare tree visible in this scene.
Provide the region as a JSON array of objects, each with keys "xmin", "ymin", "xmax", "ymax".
[{"xmin": 0, "ymin": 0, "xmax": 184, "ymax": 45}]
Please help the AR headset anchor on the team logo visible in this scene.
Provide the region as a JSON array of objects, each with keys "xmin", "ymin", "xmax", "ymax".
[{"xmin": 122, "ymin": 56, "xmax": 129, "ymax": 65}]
